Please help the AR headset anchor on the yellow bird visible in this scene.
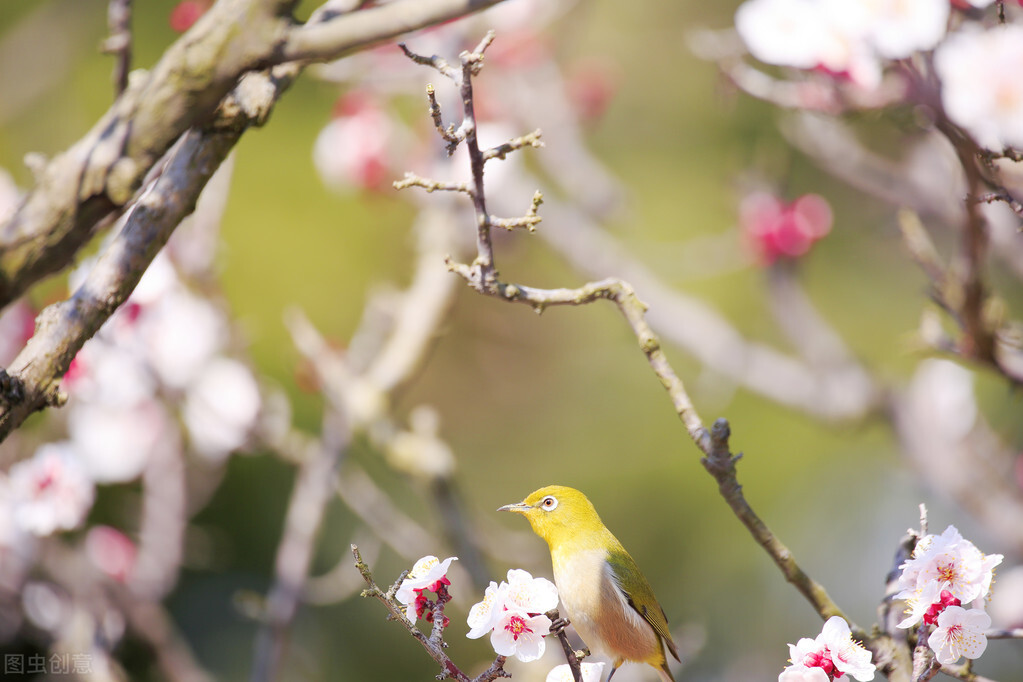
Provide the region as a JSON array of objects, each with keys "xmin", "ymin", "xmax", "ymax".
[{"xmin": 499, "ymin": 485, "xmax": 680, "ymax": 681}]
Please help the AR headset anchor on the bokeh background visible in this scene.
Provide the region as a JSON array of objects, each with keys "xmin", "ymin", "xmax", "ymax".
[{"xmin": 1, "ymin": 0, "xmax": 1022, "ymax": 680}]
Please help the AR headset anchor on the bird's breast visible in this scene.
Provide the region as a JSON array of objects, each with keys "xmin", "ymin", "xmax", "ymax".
[{"xmin": 552, "ymin": 545, "xmax": 662, "ymax": 665}]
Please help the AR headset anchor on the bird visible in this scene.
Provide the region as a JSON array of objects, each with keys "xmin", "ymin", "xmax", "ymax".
[{"xmin": 498, "ymin": 485, "xmax": 679, "ymax": 681}]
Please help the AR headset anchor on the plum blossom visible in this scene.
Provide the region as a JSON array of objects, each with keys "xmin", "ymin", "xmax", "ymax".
[
  {"xmin": 895, "ymin": 525, "xmax": 1002, "ymax": 611},
  {"xmin": 85, "ymin": 526, "xmax": 137, "ymax": 583},
  {"xmin": 781, "ymin": 616, "xmax": 875, "ymax": 682},
  {"xmin": 491, "ymin": 609, "xmax": 552, "ymax": 662},
  {"xmin": 779, "ymin": 665, "xmax": 831, "ymax": 682},
  {"xmin": 897, "ymin": 579, "xmax": 950, "ymax": 629},
  {"xmin": 182, "ymin": 357, "xmax": 261, "ymax": 461},
  {"xmin": 467, "ymin": 568, "xmax": 559, "ymax": 662},
  {"xmin": 313, "ymin": 91, "xmax": 405, "ymax": 192},
  {"xmin": 735, "ymin": 0, "xmax": 950, "ymax": 90},
  {"xmin": 895, "ymin": 525, "xmax": 1001, "ymax": 665},
  {"xmin": 395, "ymin": 555, "xmax": 457, "ymax": 623},
  {"xmin": 0, "ymin": 299, "xmax": 35, "ymax": 367},
  {"xmin": 466, "ymin": 580, "xmax": 506, "ymax": 639},
  {"xmin": 927, "ymin": 605, "xmax": 991, "ymax": 665},
  {"xmin": 9, "ymin": 443, "xmax": 95, "ymax": 537},
  {"xmin": 741, "ymin": 192, "xmax": 833, "ymax": 264},
  {"xmin": 546, "ymin": 662, "xmax": 606, "ymax": 682},
  {"xmin": 935, "ymin": 24, "xmax": 1023, "ymax": 151}
]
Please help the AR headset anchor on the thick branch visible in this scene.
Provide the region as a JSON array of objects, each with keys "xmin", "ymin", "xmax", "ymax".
[
  {"xmin": 282, "ymin": 0, "xmax": 506, "ymax": 63},
  {"xmin": 0, "ymin": 124, "xmax": 238, "ymax": 442},
  {"xmin": 0, "ymin": 0, "xmax": 293, "ymax": 305},
  {"xmin": 0, "ymin": 0, "xmax": 509, "ymax": 307}
]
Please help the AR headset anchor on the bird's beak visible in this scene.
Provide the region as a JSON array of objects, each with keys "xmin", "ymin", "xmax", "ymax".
[{"xmin": 497, "ymin": 501, "xmax": 530, "ymax": 514}]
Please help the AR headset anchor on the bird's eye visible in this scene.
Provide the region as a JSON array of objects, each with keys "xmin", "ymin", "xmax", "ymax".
[{"xmin": 540, "ymin": 496, "xmax": 558, "ymax": 511}]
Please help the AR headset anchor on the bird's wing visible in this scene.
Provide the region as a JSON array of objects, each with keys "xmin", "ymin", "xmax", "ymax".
[{"xmin": 606, "ymin": 546, "xmax": 680, "ymax": 662}]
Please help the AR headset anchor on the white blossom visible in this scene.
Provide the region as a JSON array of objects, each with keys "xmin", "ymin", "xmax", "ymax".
[
  {"xmin": 896, "ymin": 525, "xmax": 1002, "ymax": 606},
  {"xmin": 182, "ymin": 357, "xmax": 261, "ymax": 461},
  {"xmin": 779, "ymin": 665, "xmax": 831, "ymax": 682},
  {"xmin": 546, "ymin": 662, "xmax": 605, "ymax": 682},
  {"xmin": 927, "ymin": 605, "xmax": 991, "ymax": 665},
  {"xmin": 9, "ymin": 444, "xmax": 94, "ymax": 536},
  {"xmin": 395, "ymin": 555, "xmax": 457, "ymax": 622},
  {"xmin": 490, "ymin": 609, "xmax": 552, "ymax": 662},
  {"xmin": 935, "ymin": 24, "xmax": 1023, "ymax": 151}
]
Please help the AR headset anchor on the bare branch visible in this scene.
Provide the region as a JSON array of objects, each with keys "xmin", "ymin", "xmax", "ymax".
[
  {"xmin": 281, "ymin": 0, "xmax": 507, "ymax": 64},
  {"xmin": 0, "ymin": 124, "xmax": 239, "ymax": 442},
  {"xmin": 483, "ymin": 129, "xmax": 544, "ymax": 162},
  {"xmin": 394, "ymin": 172, "xmax": 474, "ymax": 196},
  {"xmin": 352, "ymin": 545, "xmax": 483, "ymax": 682}
]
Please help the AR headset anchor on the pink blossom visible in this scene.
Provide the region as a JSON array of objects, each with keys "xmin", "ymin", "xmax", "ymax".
[
  {"xmin": 741, "ymin": 192, "xmax": 832, "ymax": 264},
  {"xmin": 85, "ymin": 526, "xmax": 137, "ymax": 582},
  {"xmin": 10, "ymin": 444, "xmax": 94, "ymax": 537}
]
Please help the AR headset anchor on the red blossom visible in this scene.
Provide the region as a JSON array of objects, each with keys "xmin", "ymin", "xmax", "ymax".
[
  {"xmin": 169, "ymin": 1, "xmax": 208, "ymax": 33},
  {"xmin": 923, "ymin": 589, "xmax": 962, "ymax": 626},
  {"xmin": 741, "ymin": 191, "xmax": 833, "ymax": 265}
]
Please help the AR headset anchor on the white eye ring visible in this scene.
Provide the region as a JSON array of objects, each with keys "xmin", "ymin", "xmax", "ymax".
[{"xmin": 540, "ymin": 495, "xmax": 558, "ymax": 511}]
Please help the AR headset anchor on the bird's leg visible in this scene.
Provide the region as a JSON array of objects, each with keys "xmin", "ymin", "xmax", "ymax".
[{"xmin": 606, "ymin": 665, "xmax": 619, "ymax": 682}]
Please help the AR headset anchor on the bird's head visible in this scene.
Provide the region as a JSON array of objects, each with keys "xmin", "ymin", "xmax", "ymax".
[{"xmin": 498, "ymin": 485, "xmax": 604, "ymax": 548}]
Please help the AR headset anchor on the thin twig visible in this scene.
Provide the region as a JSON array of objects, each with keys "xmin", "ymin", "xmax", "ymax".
[
  {"xmin": 401, "ymin": 34, "xmax": 861, "ymax": 640},
  {"xmin": 103, "ymin": 0, "xmax": 133, "ymax": 97},
  {"xmin": 352, "ymin": 545, "xmax": 496, "ymax": 682},
  {"xmin": 251, "ymin": 410, "xmax": 349, "ymax": 682},
  {"xmin": 699, "ymin": 419, "xmax": 852, "ymax": 628}
]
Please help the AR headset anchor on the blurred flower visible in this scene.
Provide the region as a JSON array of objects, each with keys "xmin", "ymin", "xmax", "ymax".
[
  {"xmin": 0, "ymin": 167, "xmax": 20, "ymax": 224},
  {"xmin": 182, "ymin": 357, "xmax": 261, "ymax": 461},
  {"xmin": 987, "ymin": 565, "xmax": 1023, "ymax": 628},
  {"xmin": 386, "ymin": 405, "xmax": 455, "ymax": 480},
  {"xmin": 935, "ymin": 24, "xmax": 1023, "ymax": 151},
  {"xmin": 314, "ymin": 91, "xmax": 403, "ymax": 192},
  {"xmin": 68, "ymin": 401, "xmax": 169, "ymax": 483},
  {"xmin": 783, "ymin": 616, "xmax": 874, "ymax": 682},
  {"xmin": 566, "ymin": 57, "xmax": 621, "ymax": 124},
  {"xmin": 9, "ymin": 444, "xmax": 94, "ymax": 537},
  {"xmin": 396, "ymin": 555, "xmax": 457, "ymax": 622},
  {"xmin": 137, "ymin": 289, "xmax": 227, "ymax": 390},
  {"xmin": 861, "ymin": 0, "xmax": 949, "ymax": 60},
  {"xmin": 927, "ymin": 605, "xmax": 991, "ymax": 665},
  {"xmin": 546, "ymin": 662, "xmax": 605, "ymax": 682},
  {"xmin": 0, "ymin": 299, "xmax": 35, "ymax": 367},
  {"xmin": 895, "ymin": 525, "xmax": 1002, "ymax": 610},
  {"xmin": 735, "ymin": 0, "xmax": 948, "ymax": 90},
  {"xmin": 169, "ymin": 1, "xmax": 210, "ymax": 33},
  {"xmin": 85, "ymin": 526, "xmax": 137, "ymax": 583},
  {"xmin": 740, "ymin": 192, "xmax": 832, "ymax": 264}
]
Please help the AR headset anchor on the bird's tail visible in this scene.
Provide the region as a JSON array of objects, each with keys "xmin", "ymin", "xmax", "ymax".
[{"xmin": 657, "ymin": 661, "xmax": 676, "ymax": 682}]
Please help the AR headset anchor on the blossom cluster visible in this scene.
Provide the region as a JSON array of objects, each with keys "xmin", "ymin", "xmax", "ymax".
[
  {"xmin": 734, "ymin": 0, "xmax": 1023, "ymax": 151},
  {"xmin": 779, "ymin": 616, "xmax": 876, "ymax": 682},
  {"xmin": 895, "ymin": 525, "xmax": 1002, "ymax": 665},
  {"xmin": 396, "ymin": 556, "xmax": 583, "ymax": 674},
  {"xmin": 395, "ymin": 555, "xmax": 457, "ymax": 627},
  {"xmin": 467, "ymin": 568, "xmax": 560, "ymax": 662},
  {"xmin": 0, "ymin": 196, "xmax": 262, "ymax": 590}
]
